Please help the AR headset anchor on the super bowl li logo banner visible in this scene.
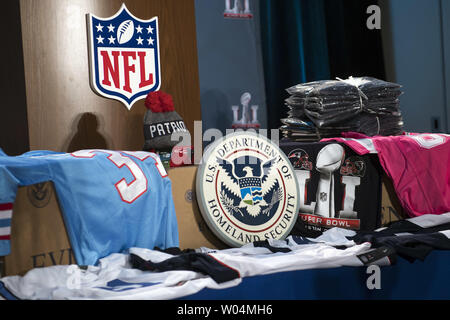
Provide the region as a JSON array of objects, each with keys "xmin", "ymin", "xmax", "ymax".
[
  {"xmin": 288, "ymin": 144, "xmax": 363, "ymax": 231},
  {"xmin": 87, "ymin": 4, "xmax": 161, "ymax": 110},
  {"xmin": 196, "ymin": 132, "xmax": 299, "ymax": 247}
]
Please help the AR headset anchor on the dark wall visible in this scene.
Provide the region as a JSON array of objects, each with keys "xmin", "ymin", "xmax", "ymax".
[
  {"xmin": 0, "ymin": 0, "xmax": 29, "ymax": 155},
  {"xmin": 259, "ymin": 0, "xmax": 386, "ymax": 131},
  {"xmin": 195, "ymin": 0, "xmax": 267, "ymax": 134},
  {"xmin": 324, "ymin": 0, "xmax": 386, "ymax": 80}
]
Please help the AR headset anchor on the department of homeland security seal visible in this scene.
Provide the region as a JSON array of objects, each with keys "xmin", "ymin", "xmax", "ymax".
[{"xmin": 196, "ymin": 132, "xmax": 299, "ymax": 247}]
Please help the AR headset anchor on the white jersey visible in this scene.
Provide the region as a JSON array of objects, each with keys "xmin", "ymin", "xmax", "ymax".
[{"xmin": 0, "ymin": 228, "xmax": 381, "ymax": 300}]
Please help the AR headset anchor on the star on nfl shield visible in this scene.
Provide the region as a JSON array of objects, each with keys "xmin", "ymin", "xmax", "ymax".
[{"xmin": 87, "ymin": 4, "xmax": 161, "ymax": 110}]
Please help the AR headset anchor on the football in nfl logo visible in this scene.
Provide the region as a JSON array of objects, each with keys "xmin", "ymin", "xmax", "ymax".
[
  {"xmin": 196, "ymin": 132, "xmax": 299, "ymax": 247},
  {"xmin": 87, "ymin": 4, "xmax": 161, "ymax": 110}
]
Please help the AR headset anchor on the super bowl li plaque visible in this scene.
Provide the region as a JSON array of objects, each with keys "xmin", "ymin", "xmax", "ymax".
[{"xmin": 196, "ymin": 132, "xmax": 299, "ymax": 247}]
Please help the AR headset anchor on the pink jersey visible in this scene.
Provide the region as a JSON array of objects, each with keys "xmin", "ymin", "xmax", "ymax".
[{"xmin": 322, "ymin": 133, "xmax": 450, "ymax": 217}]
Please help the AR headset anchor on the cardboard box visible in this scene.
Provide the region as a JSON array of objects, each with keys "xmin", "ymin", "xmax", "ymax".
[
  {"xmin": 1, "ymin": 166, "xmax": 404, "ymax": 277},
  {"xmin": 380, "ymin": 174, "xmax": 407, "ymax": 225},
  {"xmin": 3, "ymin": 182, "xmax": 74, "ymax": 276},
  {"xmin": 167, "ymin": 166, "xmax": 228, "ymax": 251}
]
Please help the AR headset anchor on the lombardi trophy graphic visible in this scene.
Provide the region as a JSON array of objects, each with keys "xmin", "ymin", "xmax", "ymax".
[
  {"xmin": 231, "ymin": 92, "xmax": 260, "ymax": 129},
  {"xmin": 291, "ymin": 144, "xmax": 346, "ymax": 218},
  {"xmin": 314, "ymin": 144, "xmax": 345, "ymax": 218}
]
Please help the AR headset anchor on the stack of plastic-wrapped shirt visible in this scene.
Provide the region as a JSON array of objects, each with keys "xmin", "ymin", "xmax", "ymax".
[{"xmin": 280, "ymin": 76, "xmax": 405, "ymax": 141}]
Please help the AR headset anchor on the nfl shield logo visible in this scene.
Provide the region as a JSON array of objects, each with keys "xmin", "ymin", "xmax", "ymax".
[{"xmin": 87, "ymin": 4, "xmax": 161, "ymax": 110}]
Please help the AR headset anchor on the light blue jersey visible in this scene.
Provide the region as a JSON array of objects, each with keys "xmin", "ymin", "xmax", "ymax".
[{"xmin": 0, "ymin": 149, "xmax": 179, "ymax": 266}]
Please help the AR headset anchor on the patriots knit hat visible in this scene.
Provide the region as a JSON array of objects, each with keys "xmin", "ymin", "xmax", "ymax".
[{"xmin": 143, "ymin": 91, "xmax": 188, "ymax": 152}]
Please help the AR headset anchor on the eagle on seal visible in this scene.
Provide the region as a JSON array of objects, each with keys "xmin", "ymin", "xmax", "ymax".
[{"xmin": 216, "ymin": 156, "xmax": 281, "ymax": 218}]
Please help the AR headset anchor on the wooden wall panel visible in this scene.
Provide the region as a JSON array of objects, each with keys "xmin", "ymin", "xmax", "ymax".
[{"xmin": 19, "ymin": 0, "xmax": 201, "ymax": 152}]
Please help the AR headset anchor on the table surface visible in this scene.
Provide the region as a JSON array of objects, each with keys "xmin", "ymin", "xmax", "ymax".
[{"xmin": 180, "ymin": 249, "xmax": 450, "ymax": 300}]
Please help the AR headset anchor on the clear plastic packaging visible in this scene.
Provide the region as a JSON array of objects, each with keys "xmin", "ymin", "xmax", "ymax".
[{"xmin": 281, "ymin": 76, "xmax": 404, "ymax": 140}]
